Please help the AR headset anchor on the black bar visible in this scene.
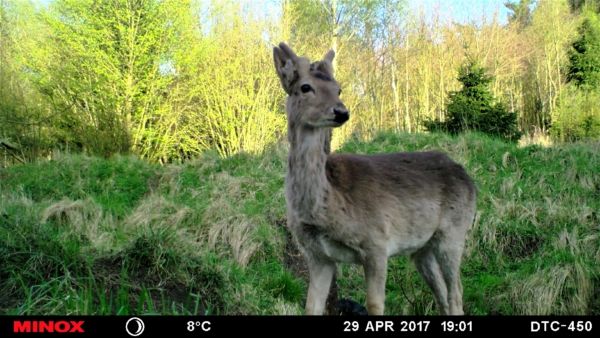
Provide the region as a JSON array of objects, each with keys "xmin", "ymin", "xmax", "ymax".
[{"xmin": 1, "ymin": 316, "xmax": 598, "ymax": 337}]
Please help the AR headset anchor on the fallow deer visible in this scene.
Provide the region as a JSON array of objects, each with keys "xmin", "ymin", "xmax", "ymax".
[{"xmin": 273, "ymin": 42, "xmax": 476, "ymax": 315}]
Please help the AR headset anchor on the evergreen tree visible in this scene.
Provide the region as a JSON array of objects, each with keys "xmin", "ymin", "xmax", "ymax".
[
  {"xmin": 567, "ymin": 11, "xmax": 600, "ymax": 89},
  {"xmin": 425, "ymin": 60, "xmax": 521, "ymax": 141}
]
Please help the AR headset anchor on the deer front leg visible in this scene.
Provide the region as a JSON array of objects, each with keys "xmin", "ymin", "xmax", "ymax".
[
  {"xmin": 364, "ymin": 254, "xmax": 388, "ymax": 315},
  {"xmin": 305, "ymin": 257, "xmax": 336, "ymax": 315}
]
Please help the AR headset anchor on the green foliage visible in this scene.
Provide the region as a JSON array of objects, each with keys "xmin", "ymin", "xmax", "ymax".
[
  {"xmin": 568, "ymin": 0, "xmax": 600, "ymax": 13},
  {"xmin": 30, "ymin": 0, "xmax": 191, "ymax": 157},
  {"xmin": 425, "ymin": 60, "xmax": 521, "ymax": 141},
  {"xmin": 567, "ymin": 11, "xmax": 600, "ymax": 89},
  {"xmin": 557, "ymin": 9, "xmax": 600, "ymax": 141},
  {"xmin": 286, "ymin": 0, "xmax": 402, "ymax": 46},
  {"xmin": 505, "ymin": 0, "xmax": 533, "ymax": 29},
  {"xmin": 518, "ymin": 0, "xmax": 576, "ymax": 136},
  {"xmin": 552, "ymin": 85, "xmax": 600, "ymax": 141},
  {"xmin": 0, "ymin": 1, "xmax": 51, "ymax": 164},
  {"xmin": 2, "ymin": 0, "xmax": 599, "ymax": 166},
  {"xmin": 177, "ymin": 4, "xmax": 286, "ymax": 158},
  {"xmin": 284, "ymin": 0, "xmax": 406, "ymax": 145}
]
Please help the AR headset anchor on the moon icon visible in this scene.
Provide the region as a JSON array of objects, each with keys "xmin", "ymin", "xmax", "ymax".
[{"xmin": 125, "ymin": 317, "xmax": 145, "ymax": 337}]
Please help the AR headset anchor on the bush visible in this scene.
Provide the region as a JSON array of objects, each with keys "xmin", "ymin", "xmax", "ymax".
[
  {"xmin": 425, "ymin": 60, "xmax": 521, "ymax": 141},
  {"xmin": 551, "ymin": 85, "xmax": 600, "ymax": 141}
]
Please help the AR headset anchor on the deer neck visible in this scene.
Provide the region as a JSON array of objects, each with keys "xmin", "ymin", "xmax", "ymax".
[{"xmin": 286, "ymin": 124, "xmax": 332, "ymax": 224}]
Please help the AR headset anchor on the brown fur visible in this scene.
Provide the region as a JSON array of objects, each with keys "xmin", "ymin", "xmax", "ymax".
[{"xmin": 273, "ymin": 42, "xmax": 476, "ymax": 315}]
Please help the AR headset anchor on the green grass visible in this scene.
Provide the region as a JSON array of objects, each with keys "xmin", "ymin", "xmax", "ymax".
[{"xmin": 1, "ymin": 132, "xmax": 598, "ymax": 315}]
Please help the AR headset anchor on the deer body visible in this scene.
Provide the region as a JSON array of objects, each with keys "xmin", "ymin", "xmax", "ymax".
[{"xmin": 274, "ymin": 43, "xmax": 476, "ymax": 315}]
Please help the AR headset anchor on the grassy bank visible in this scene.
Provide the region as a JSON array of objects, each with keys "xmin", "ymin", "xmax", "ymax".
[{"xmin": 1, "ymin": 132, "xmax": 598, "ymax": 315}]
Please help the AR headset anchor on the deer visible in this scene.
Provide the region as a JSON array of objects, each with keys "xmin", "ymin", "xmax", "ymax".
[{"xmin": 273, "ymin": 42, "xmax": 476, "ymax": 315}]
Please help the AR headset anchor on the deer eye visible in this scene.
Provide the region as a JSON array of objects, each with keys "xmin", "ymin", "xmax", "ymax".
[
  {"xmin": 300, "ymin": 84, "xmax": 313, "ymax": 93},
  {"xmin": 338, "ymin": 88, "xmax": 342, "ymax": 95}
]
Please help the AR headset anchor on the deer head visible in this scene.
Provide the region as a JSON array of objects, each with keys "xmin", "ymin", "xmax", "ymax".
[{"xmin": 273, "ymin": 42, "xmax": 349, "ymax": 129}]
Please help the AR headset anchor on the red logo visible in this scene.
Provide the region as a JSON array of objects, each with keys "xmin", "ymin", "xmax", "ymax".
[{"xmin": 13, "ymin": 320, "xmax": 85, "ymax": 333}]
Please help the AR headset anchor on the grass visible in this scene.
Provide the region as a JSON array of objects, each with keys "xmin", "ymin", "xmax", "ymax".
[{"xmin": 1, "ymin": 132, "xmax": 598, "ymax": 315}]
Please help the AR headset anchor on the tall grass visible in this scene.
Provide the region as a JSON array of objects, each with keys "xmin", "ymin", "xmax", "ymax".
[{"xmin": 1, "ymin": 132, "xmax": 598, "ymax": 314}]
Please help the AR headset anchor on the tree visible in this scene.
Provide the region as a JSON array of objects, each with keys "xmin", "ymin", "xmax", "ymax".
[
  {"xmin": 0, "ymin": 1, "xmax": 50, "ymax": 165},
  {"xmin": 283, "ymin": 0, "xmax": 406, "ymax": 144},
  {"xmin": 567, "ymin": 10, "xmax": 600, "ymax": 89},
  {"xmin": 568, "ymin": 0, "xmax": 600, "ymax": 13},
  {"xmin": 425, "ymin": 60, "xmax": 521, "ymax": 141},
  {"xmin": 505, "ymin": 0, "xmax": 533, "ymax": 29},
  {"xmin": 521, "ymin": 0, "xmax": 576, "ymax": 132},
  {"xmin": 31, "ymin": 0, "xmax": 190, "ymax": 157},
  {"xmin": 555, "ymin": 10, "xmax": 600, "ymax": 141},
  {"xmin": 156, "ymin": 0, "xmax": 287, "ymax": 159}
]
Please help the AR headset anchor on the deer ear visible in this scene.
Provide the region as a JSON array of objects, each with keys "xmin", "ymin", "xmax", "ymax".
[
  {"xmin": 315, "ymin": 49, "xmax": 335, "ymax": 76},
  {"xmin": 324, "ymin": 49, "xmax": 335, "ymax": 63},
  {"xmin": 273, "ymin": 43, "xmax": 299, "ymax": 95}
]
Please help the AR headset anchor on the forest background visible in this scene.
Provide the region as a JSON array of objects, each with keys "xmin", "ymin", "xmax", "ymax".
[{"xmin": 2, "ymin": 0, "xmax": 600, "ymax": 164}]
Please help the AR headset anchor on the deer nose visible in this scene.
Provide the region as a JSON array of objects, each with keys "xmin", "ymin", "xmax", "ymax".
[{"xmin": 333, "ymin": 108, "xmax": 349, "ymax": 123}]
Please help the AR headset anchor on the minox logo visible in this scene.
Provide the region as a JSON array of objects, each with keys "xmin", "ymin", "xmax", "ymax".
[{"xmin": 13, "ymin": 320, "xmax": 85, "ymax": 333}]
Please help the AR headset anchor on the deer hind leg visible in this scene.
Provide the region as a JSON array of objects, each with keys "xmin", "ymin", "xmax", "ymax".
[
  {"xmin": 412, "ymin": 245, "xmax": 450, "ymax": 314},
  {"xmin": 305, "ymin": 257, "xmax": 336, "ymax": 315},
  {"xmin": 434, "ymin": 231, "xmax": 466, "ymax": 315},
  {"xmin": 363, "ymin": 253, "xmax": 388, "ymax": 315}
]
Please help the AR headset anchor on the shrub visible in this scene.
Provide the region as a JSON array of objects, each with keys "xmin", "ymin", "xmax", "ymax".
[{"xmin": 551, "ymin": 85, "xmax": 600, "ymax": 141}]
